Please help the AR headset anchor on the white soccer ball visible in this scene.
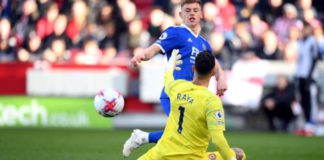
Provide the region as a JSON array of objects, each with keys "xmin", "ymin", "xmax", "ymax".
[{"xmin": 94, "ymin": 88, "xmax": 125, "ymax": 117}]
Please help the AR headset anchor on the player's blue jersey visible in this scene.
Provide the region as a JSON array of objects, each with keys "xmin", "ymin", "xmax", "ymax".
[{"xmin": 155, "ymin": 25, "xmax": 213, "ymax": 99}]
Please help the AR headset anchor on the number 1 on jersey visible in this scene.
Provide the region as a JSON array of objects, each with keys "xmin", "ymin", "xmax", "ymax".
[{"xmin": 178, "ymin": 106, "xmax": 185, "ymax": 134}]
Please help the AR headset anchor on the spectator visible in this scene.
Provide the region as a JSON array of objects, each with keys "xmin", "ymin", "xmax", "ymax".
[
  {"xmin": 209, "ymin": 31, "xmax": 234, "ymax": 70},
  {"xmin": 237, "ymin": 0, "xmax": 261, "ymax": 22},
  {"xmin": 12, "ymin": 0, "xmax": 39, "ymax": 45},
  {"xmin": 100, "ymin": 20, "xmax": 120, "ymax": 51},
  {"xmin": 248, "ymin": 12, "xmax": 269, "ymax": 46},
  {"xmin": 0, "ymin": 18, "xmax": 16, "ymax": 62},
  {"xmin": 296, "ymin": 0, "xmax": 317, "ymax": 20},
  {"xmin": 45, "ymin": 14, "xmax": 72, "ymax": 49},
  {"xmin": 201, "ymin": 2, "xmax": 217, "ymax": 40},
  {"xmin": 213, "ymin": 0, "xmax": 237, "ymax": 37},
  {"xmin": 283, "ymin": 41, "xmax": 299, "ymax": 63},
  {"xmin": 171, "ymin": 5, "xmax": 182, "ymax": 26},
  {"xmin": 96, "ymin": 3, "xmax": 115, "ymax": 25},
  {"xmin": 127, "ymin": 18, "xmax": 150, "ymax": 51},
  {"xmin": 147, "ymin": 7, "xmax": 166, "ymax": 42},
  {"xmin": 116, "ymin": 0, "xmax": 138, "ymax": 51},
  {"xmin": 295, "ymin": 25, "xmax": 323, "ymax": 136},
  {"xmin": 0, "ymin": 38, "xmax": 15, "ymax": 62},
  {"xmin": 261, "ymin": 75, "xmax": 296, "ymax": 132},
  {"xmin": 272, "ymin": 3, "xmax": 303, "ymax": 49},
  {"xmin": 261, "ymin": 0, "xmax": 283, "ymax": 25},
  {"xmin": 78, "ymin": 22, "xmax": 103, "ymax": 47},
  {"xmin": 132, "ymin": 0, "xmax": 153, "ymax": 27},
  {"xmin": 0, "ymin": 18, "xmax": 15, "ymax": 44},
  {"xmin": 255, "ymin": 30, "xmax": 281, "ymax": 60},
  {"xmin": 37, "ymin": 0, "xmax": 52, "ymax": 16},
  {"xmin": 302, "ymin": 8, "xmax": 321, "ymax": 29},
  {"xmin": 282, "ymin": 26, "xmax": 301, "ymax": 62},
  {"xmin": 43, "ymin": 38, "xmax": 70, "ymax": 63},
  {"xmin": 0, "ymin": 0, "xmax": 321, "ymax": 71},
  {"xmin": 58, "ymin": 0, "xmax": 73, "ymax": 14},
  {"xmin": 17, "ymin": 33, "xmax": 43, "ymax": 62},
  {"xmin": 154, "ymin": 0, "xmax": 182, "ymax": 15},
  {"xmin": 229, "ymin": 22, "xmax": 253, "ymax": 54},
  {"xmin": 160, "ymin": 15, "xmax": 175, "ymax": 31},
  {"xmin": 1, "ymin": 0, "xmax": 12, "ymax": 18},
  {"xmin": 66, "ymin": 0, "xmax": 89, "ymax": 44},
  {"xmin": 36, "ymin": 2, "xmax": 59, "ymax": 40},
  {"xmin": 100, "ymin": 45, "xmax": 117, "ymax": 64},
  {"xmin": 87, "ymin": 0, "xmax": 107, "ymax": 23},
  {"xmin": 119, "ymin": 0, "xmax": 137, "ymax": 24},
  {"xmin": 74, "ymin": 38, "xmax": 102, "ymax": 65}
]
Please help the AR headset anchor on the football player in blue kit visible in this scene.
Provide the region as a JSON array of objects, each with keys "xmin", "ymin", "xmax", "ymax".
[{"xmin": 123, "ymin": 0, "xmax": 227, "ymax": 157}]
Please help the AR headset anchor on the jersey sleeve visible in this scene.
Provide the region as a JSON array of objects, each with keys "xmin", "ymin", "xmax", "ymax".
[
  {"xmin": 207, "ymin": 96, "xmax": 236, "ymax": 160},
  {"xmin": 210, "ymin": 130, "xmax": 236, "ymax": 160},
  {"xmin": 154, "ymin": 27, "xmax": 179, "ymax": 55},
  {"xmin": 206, "ymin": 97, "xmax": 226, "ymax": 131}
]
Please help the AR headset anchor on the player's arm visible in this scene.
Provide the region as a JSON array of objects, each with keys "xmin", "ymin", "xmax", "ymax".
[
  {"xmin": 131, "ymin": 27, "xmax": 179, "ymax": 67},
  {"xmin": 164, "ymin": 49, "xmax": 182, "ymax": 94},
  {"xmin": 214, "ymin": 59, "xmax": 227, "ymax": 96},
  {"xmin": 210, "ymin": 130, "xmax": 236, "ymax": 160},
  {"xmin": 206, "ymin": 99, "xmax": 236, "ymax": 160},
  {"xmin": 131, "ymin": 44, "xmax": 161, "ymax": 67}
]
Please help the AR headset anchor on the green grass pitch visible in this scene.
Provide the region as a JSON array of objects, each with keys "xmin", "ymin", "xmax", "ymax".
[{"xmin": 0, "ymin": 128, "xmax": 324, "ymax": 160}]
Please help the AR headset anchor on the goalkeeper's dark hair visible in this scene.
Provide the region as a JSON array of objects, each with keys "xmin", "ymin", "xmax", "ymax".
[{"xmin": 195, "ymin": 51, "xmax": 215, "ymax": 76}]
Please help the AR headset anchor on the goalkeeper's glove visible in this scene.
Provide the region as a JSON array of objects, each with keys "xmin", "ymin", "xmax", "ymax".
[{"xmin": 167, "ymin": 49, "xmax": 182, "ymax": 71}]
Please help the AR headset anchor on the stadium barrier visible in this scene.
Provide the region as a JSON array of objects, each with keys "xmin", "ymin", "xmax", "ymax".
[
  {"xmin": 26, "ymin": 63, "xmax": 131, "ymax": 97},
  {"xmin": 27, "ymin": 68, "xmax": 129, "ymax": 97},
  {"xmin": 0, "ymin": 62, "xmax": 32, "ymax": 95},
  {"xmin": 1, "ymin": 61, "xmax": 323, "ymax": 129},
  {"xmin": 0, "ymin": 96, "xmax": 112, "ymax": 128}
]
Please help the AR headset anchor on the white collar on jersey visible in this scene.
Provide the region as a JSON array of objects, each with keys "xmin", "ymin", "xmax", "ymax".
[{"xmin": 181, "ymin": 24, "xmax": 200, "ymax": 38}]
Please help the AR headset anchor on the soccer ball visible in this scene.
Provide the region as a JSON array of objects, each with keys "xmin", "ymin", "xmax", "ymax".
[{"xmin": 94, "ymin": 88, "xmax": 124, "ymax": 117}]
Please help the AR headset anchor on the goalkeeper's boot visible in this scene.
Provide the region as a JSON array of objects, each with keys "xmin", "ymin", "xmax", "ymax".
[{"xmin": 123, "ymin": 129, "xmax": 148, "ymax": 157}]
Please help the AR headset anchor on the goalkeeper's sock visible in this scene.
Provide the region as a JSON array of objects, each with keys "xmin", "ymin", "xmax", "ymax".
[{"xmin": 148, "ymin": 130, "xmax": 163, "ymax": 143}]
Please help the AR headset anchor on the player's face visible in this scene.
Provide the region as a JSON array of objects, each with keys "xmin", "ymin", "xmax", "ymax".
[{"xmin": 179, "ymin": 3, "xmax": 202, "ymax": 28}]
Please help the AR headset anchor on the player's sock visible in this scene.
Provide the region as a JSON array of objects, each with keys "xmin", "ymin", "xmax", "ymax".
[{"xmin": 148, "ymin": 130, "xmax": 163, "ymax": 143}]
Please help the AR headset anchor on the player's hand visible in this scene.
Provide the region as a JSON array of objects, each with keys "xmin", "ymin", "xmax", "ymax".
[
  {"xmin": 167, "ymin": 49, "xmax": 182, "ymax": 71},
  {"xmin": 232, "ymin": 148, "xmax": 246, "ymax": 160},
  {"xmin": 131, "ymin": 50, "xmax": 146, "ymax": 67},
  {"xmin": 216, "ymin": 76, "xmax": 227, "ymax": 96}
]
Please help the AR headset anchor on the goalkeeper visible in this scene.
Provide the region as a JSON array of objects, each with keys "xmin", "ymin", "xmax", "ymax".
[{"xmin": 138, "ymin": 50, "xmax": 246, "ymax": 160}]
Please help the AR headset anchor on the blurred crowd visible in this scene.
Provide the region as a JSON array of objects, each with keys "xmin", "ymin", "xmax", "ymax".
[{"xmin": 0, "ymin": 0, "xmax": 323, "ymax": 67}]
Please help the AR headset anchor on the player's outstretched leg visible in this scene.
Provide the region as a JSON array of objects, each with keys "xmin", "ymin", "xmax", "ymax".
[
  {"xmin": 148, "ymin": 130, "xmax": 163, "ymax": 143},
  {"xmin": 123, "ymin": 129, "xmax": 149, "ymax": 157}
]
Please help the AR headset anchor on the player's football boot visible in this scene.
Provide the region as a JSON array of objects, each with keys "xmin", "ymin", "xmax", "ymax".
[{"xmin": 123, "ymin": 129, "xmax": 148, "ymax": 157}]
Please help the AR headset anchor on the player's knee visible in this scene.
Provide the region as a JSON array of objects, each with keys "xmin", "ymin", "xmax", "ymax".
[{"xmin": 232, "ymin": 147, "xmax": 246, "ymax": 160}]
